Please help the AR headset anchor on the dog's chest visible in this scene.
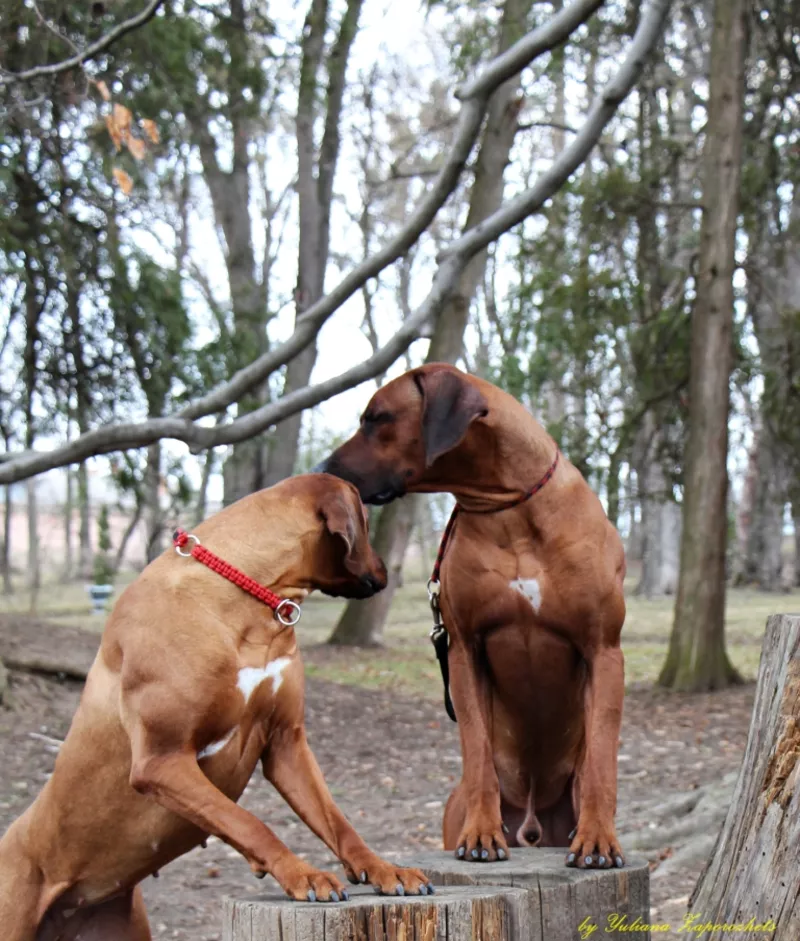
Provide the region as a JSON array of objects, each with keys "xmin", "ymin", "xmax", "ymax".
[{"xmin": 197, "ymin": 654, "xmax": 296, "ymax": 762}]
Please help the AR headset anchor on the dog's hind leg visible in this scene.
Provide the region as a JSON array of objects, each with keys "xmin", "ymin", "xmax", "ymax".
[
  {"xmin": 0, "ymin": 819, "xmax": 50, "ymax": 941},
  {"xmin": 44, "ymin": 887, "xmax": 151, "ymax": 941}
]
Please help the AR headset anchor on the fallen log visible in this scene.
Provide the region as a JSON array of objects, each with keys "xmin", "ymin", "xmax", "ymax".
[
  {"xmin": 224, "ymin": 848, "xmax": 651, "ymax": 940},
  {"xmin": 690, "ymin": 614, "xmax": 800, "ymax": 938}
]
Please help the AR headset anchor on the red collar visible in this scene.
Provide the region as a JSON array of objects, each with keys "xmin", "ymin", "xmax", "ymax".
[{"xmin": 172, "ymin": 529, "xmax": 301, "ymax": 626}]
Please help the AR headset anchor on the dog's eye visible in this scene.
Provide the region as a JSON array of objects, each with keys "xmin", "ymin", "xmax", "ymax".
[{"xmin": 362, "ymin": 410, "xmax": 393, "ymax": 426}]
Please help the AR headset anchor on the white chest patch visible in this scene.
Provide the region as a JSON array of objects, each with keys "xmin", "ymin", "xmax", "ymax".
[
  {"xmin": 197, "ymin": 726, "xmax": 237, "ymax": 761},
  {"xmin": 510, "ymin": 578, "xmax": 542, "ymax": 613},
  {"xmin": 237, "ymin": 656, "xmax": 293, "ymax": 703}
]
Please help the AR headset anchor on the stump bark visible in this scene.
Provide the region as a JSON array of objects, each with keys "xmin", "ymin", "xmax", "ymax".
[
  {"xmin": 691, "ymin": 614, "xmax": 800, "ymax": 939},
  {"xmin": 224, "ymin": 848, "xmax": 650, "ymax": 941}
]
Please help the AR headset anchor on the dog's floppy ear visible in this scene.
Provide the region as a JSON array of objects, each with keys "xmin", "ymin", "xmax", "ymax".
[
  {"xmin": 415, "ymin": 367, "xmax": 488, "ymax": 467},
  {"xmin": 318, "ymin": 489, "xmax": 362, "ymax": 574}
]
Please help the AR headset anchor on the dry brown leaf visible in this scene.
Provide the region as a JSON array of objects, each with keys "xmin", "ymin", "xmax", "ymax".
[
  {"xmin": 126, "ymin": 136, "xmax": 146, "ymax": 161},
  {"xmin": 113, "ymin": 103, "xmax": 132, "ymax": 141},
  {"xmin": 141, "ymin": 118, "xmax": 160, "ymax": 145},
  {"xmin": 105, "ymin": 114, "xmax": 122, "ymax": 152},
  {"xmin": 95, "ymin": 80, "xmax": 111, "ymax": 102},
  {"xmin": 112, "ymin": 167, "xmax": 133, "ymax": 195}
]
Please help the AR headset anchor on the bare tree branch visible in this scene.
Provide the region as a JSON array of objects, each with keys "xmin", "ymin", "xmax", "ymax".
[
  {"xmin": 0, "ymin": 0, "xmax": 672, "ymax": 484},
  {"xmin": 172, "ymin": 0, "xmax": 609, "ymax": 421},
  {"xmin": 0, "ymin": 0, "xmax": 166, "ymax": 84}
]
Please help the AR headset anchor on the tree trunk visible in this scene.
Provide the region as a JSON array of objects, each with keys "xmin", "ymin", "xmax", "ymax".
[
  {"xmin": 327, "ymin": 0, "xmax": 531, "ymax": 647},
  {"xmin": 637, "ymin": 417, "xmax": 681, "ymax": 597},
  {"xmin": 794, "ymin": 508, "xmax": 800, "ymax": 588},
  {"xmin": 27, "ymin": 477, "xmax": 39, "ymax": 608},
  {"xmin": 264, "ymin": 0, "xmax": 364, "ymax": 488},
  {"xmin": 741, "ymin": 435, "xmax": 788, "ymax": 590},
  {"xmin": 144, "ymin": 441, "xmax": 163, "ymax": 563},
  {"xmin": 659, "ymin": 0, "xmax": 747, "ymax": 691},
  {"xmin": 195, "ymin": 446, "xmax": 216, "ymax": 526},
  {"xmin": 1, "ymin": 484, "xmax": 11, "ymax": 595},
  {"xmin": 328, "ymin": 500, "xmax": 413, "ymax": 646},
  {"xmin": 62, "ymin": 466, "xmax": 73, "ymax": 583},
  {"xmin": 690, "ymin": 614, "xmax": 800, "ymax": 937},
  {"xmin": 77, "ymin": 461, "xmax": 92, "ymax": 577},
  {"xmin": 114, "ymin": 500, "xmax": 142, "ymax": 575}
]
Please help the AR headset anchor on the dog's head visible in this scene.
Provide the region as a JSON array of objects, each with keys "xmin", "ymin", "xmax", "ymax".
[
  {"xmin": 316, "ymin": 364, "xmax": 488, "ymax": 505},
  {"xmin": 309, "ymin": 476, "xmax": 387, "ymax": 599}
]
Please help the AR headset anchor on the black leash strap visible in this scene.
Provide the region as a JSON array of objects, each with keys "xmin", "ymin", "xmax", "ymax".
[{"xmin": 428, "ymin": 582, "xmax": 457, "ymax": 723}]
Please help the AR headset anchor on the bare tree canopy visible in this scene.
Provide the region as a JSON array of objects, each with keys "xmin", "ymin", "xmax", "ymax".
[{"xmin": 0, "ymin": 0, "xmax": 671, "ymax": 485}]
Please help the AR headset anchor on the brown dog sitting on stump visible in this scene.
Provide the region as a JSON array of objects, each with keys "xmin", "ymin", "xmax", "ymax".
[
  {"xmin": 0, "ymin": 474, "xmax": 432, "ymax": 941},
  {"xmin": 318, "ymin": 364, "xmax": 627, "ymax": 871}
]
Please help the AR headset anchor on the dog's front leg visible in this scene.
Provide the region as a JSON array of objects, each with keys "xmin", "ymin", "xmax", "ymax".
[
  {"xmin": 446, "ymin": 637, "xmax": 509, "ymax": 862},
  {"xmin": 567, "ymin": 643, "xmax": 625, "ymax": 869},
  {"xmin": 262, "ymin": 728, "xmax": 433, "ymax": 896},
  {"xmin": 128, "ymin": 746, "xmax": 348, "ymax": 901}
]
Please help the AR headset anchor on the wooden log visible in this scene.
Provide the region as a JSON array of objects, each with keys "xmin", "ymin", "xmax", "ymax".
[
  {"xmin": 223, "ymin": 884, "xmax": 532, "ymax": 941},
  {"xmin": 691, "ymin": 614, "xmax": 800, "ymax": 939},
  {"xmin": 224, "ymin": 848, "xmax": 651, "ymax": 941}
]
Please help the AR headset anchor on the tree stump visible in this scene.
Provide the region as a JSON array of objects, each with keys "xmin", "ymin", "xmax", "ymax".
[
  {"xmin": 224, "ymin": 884, "xmax": 531, "ymax": 941},
  {"xmin": 691, "ymin": 614, "xmax": 800, "ymax": 938},
  {"xmin": 224, "ymin": 848, "xmax": 650, "ymax": 940}
]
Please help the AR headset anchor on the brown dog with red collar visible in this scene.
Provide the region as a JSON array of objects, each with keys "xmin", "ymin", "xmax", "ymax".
[
  {"xmin": 0, "ymin": 474, "xmax": 432, "ymax": 941},
  {"xmin": 318, "ymin": 364, "xmax": 627, "ymax": 871}
]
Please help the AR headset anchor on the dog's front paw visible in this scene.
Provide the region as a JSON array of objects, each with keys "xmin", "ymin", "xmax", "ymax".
[
  {"xmin": 273, "ymin": 862, "xmax": 350, "ymax": 902},
  {"xmin": 565, "ymin": 821, "xmax": 624, "ymax": 870},
  {"xmin": 345, "ymin": 856, "xmax": 434, "ymax": 896},
  {"xmin": 455, "ymin": 815, "xmax": 509, "ymax": 862}
]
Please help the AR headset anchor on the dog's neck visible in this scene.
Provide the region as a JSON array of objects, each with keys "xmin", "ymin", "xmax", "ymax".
[
  {"xmin": 197, "ymin": 495, "xmax": 313, "ymax": 609},
  {"xmin": 415, "ymin": 392, "xmax": 560, "ymax": 513}
]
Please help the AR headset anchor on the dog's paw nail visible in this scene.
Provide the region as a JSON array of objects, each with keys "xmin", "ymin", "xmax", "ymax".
[
  {"xmin": 329, "ymin": 891, "xmax": 339, "ymax": 903},
  {"xmin": 566, "ymin": 853, "xmax": 576, "ymax": 864},
  {"xmin": 584, "ymin": 855, "xmax": 593, "ymax": 866},
  {"xmin": 254, "ymin": 871, "xmax": 265, "ymax": 880},
  {"xmin": 395, "ymin": 883, "xmax": 404, "ymax": 896},
  {"xmin": 427, "ymin": 882, "xmax": 435, "ymax": 894},
  {"xmin": 471, "ymin": 849, "xmax": 479, "ymax": 859},
  {"xmin": 598, "ymin": 856, "xmax": 606, "ymax": 866},
  {"xmin": 374, "ymin": 885, "xmax": 382, "ymax": 894},
  {"xmin": 497, "ymin": 848, "xmax": 506, "ymax": 859},
  {"xmin": 481, "ymin": 849, "xmax": 489, "ymax": 860},
  {"xmin": 360, "ymin": 870, "xmax": 367, "ymax": 883},
  {"xmin": 615, "ymin": 856, "xmax": 624, "ymax": 868},
  {"xmin": 307, "ymin": 890, "xmax": 316, "ymax": 902},
  {"xmin": 502, "ymin": 823, "xmax": 509, "ymax": 834},
  {"xmin": 342, "ymin": 890, "xmax": 349, "ymax": 901},
  {"xmin": 457, "ymin": 846, "xmax": 465, "ymax": 858},
  {"xmin": 568, "ymin": 829, "xmax": 576, "ymax": 840},
  {"xmin": 419, "ymin": 884, "xmax": 428, "ymax": 895}
]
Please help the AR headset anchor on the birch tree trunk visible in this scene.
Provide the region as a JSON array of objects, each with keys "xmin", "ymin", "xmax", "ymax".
[
  {"xmin": 659, "ymin": 0, "xmax": 747, "ymax": 691},
  {"xmin": 328, "ymin": 0, "xmax": 532, "ymax": 646}
]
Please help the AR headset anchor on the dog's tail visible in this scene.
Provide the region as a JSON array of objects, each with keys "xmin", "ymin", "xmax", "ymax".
[{"xmin": 0, "ymin": 813, "xmax": 52, "ymax": 941}]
